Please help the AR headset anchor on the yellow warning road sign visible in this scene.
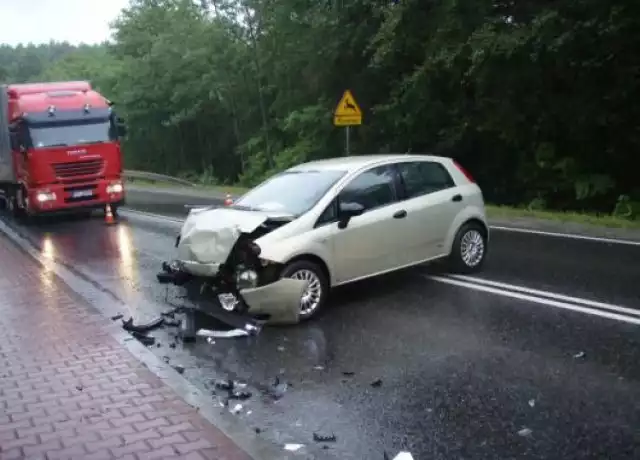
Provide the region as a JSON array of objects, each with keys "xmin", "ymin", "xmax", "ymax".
[{"xmin": 333, "ymin": 90, "xmax": 362, "ymax": 126}]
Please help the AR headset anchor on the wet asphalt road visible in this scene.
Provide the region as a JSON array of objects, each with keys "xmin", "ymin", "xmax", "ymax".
[{"xmin": 1, "ymin": 192, "xmax": 640, "ymax": 459}]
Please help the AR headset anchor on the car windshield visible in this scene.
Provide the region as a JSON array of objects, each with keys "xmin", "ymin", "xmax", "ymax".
[
  {"xmin": 234, "ymin": 169, "xmax": 346, "ymax": 216},
  {"xmin": 28, "ymin": 120, "xmax": 114, "ymax": 148}
]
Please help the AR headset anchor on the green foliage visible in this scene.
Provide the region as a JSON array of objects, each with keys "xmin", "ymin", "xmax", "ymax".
[{"xmin": 1, "ymin": 0, "xmax": 639, "ymax": 217}]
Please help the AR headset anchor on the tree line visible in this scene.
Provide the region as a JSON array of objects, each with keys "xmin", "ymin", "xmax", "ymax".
[{"xmin": 1, "ymin": 0, "xmax": 638, "ymax": 217}]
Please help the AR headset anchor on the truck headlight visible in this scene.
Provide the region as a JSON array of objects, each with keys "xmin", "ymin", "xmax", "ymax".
[
  {"xmin": 236, "ymin": 269, "xmax": 258, "ymax": 290},
  {"xmin": 107, "ymin": 182, "xmax": 123, "ymax": 194},
  {"xmin": 36, "ymin": 192, "xmax": 56, "ymax": 202}
]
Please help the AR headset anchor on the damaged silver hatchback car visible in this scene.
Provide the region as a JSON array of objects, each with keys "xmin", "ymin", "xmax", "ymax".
[{"xmin": 159, "ymin": 154, "xmax": 489, "ymax": 323}]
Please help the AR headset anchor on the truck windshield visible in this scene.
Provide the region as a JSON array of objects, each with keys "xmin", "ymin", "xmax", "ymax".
[{"xmin": 28, "ymin": 120, "xmax": 114, "ymax": 149}]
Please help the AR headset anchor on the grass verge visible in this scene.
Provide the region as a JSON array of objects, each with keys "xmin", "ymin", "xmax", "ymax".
[
  {"xmin": 127, "ymin": 179, "xmax": 639, "ymax": 230},
  {"xmin": 485, "ymin": 205, "xmax": 640, "ymax": 229}
]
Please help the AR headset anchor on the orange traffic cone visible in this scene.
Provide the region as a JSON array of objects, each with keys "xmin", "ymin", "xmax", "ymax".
[
  {"xmin": 223, "ymin": 194, "xmax": 233, "ymax": 206},
  {"xmin": 105, "ymin": 204, "xmax": 115, "ymax": 225}
]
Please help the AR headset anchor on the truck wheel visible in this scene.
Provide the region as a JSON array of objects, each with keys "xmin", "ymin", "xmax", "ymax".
[{"xmin": 280, "ymin": 259, "xmax": 330, "ymax": 322}]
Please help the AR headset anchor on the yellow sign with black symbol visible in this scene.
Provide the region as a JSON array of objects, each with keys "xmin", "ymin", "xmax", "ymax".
[{"xmin": 333, "ymin": 90, "xmax": 362, "ymax": 126}]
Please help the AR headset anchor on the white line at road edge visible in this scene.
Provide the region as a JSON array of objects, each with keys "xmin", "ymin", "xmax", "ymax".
[
  {"xmin": 123, "ymin": 208, "xmax": 640, "ymax": 326},
  {"xmin": 428, "ymin": 275, "xmax": 640, "ymax": 326},
  {"xmin": 490, "ymin": 225, "xmax": 640, "ymax": 246},
  {"xmin": 448, "ymin": 274, "xmax": 640, "ymax": 318}
]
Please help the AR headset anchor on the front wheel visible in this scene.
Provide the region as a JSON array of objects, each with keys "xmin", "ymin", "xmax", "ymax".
[
  {"xmin": 280, "ymin": 260, "xmax": 329, "ymax": 322},
  {"xmin": 448, "ymin": 222, "xmax": 488, "ymax": 274}
]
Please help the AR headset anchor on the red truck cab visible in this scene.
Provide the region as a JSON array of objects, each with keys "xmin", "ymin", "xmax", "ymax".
[{"xmin": 0, "ymin": 81, "xmax": 126, "ymax": 219}]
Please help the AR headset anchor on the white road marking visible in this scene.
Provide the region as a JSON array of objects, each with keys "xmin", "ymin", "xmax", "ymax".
[
  {"xmin": 448, "ymin": 274, "xmax": 640, "ymax": 317},
  {"xmin": 490, "ymin": 225, "xmax": 640, "ymax": 246},
  {"xmin": 427, "ymin": 275, "xmax": 640, "ymax": 326},
  {"xmin": 121, "ymin": 207, "xmax": 640, "ymax": 325},
  {"xmin": 120, "ymin": 209, "xmax": 183, "ymax": 226}
]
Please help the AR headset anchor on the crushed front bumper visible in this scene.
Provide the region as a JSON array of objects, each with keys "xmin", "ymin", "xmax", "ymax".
[{"xmin": 157, "ymin": 261, "xmax": 306, "ymax": 326}]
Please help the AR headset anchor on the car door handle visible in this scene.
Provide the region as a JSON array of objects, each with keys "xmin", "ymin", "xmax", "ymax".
[
  {"xmin": 451, "ymin": 194, "xmax": 463, "ymax": 202},
  {"xmin": 393, "ymin": 210, "xmax": 407, "ymax": 219}
]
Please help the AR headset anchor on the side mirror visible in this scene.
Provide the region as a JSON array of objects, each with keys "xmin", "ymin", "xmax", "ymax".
[
  {"xmin": 337, "ymin": 201, "xmax": 364, "ymax": 229},
  {"xmin": 114, "ymin": 116, "xmax": 127, "ymax": 137},
  {"xmin": 9, "ymin": 132, "xmax": 18, "ymax": 150}
]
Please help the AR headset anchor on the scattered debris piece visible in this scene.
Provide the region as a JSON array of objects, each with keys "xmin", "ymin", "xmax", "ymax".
[
  {"xmin": 528, "ymin": 399, "xmax": 536, "ymax": 408},
  {"xmin": 285, "ymin": 444, "xmax": 304, "ymax": 452},
  {"xmin": 370, "ymin": 378, "xmax": 383, "ymax": 388},
  {"xmin": 169, "ymin": 343, "xmax": 177, "ymax": 349},
  {"xmin": 197, "ymin": 328, "xmax": 249, "ymax": 339},
  {"xmin": 75, "ymin": 385, "xmax": 83, "ymax": 391},
  {"xmin": 122, "ymin": 317, "xmax": 164, "ymax": 333},
  {"xmin": 172, "ymin": 365, "xmax": 185, "ymax": 374},
  {"xmin": 573, "ymin": 351, "xmax": 586, "ymax": 359},
  {"xmin": 313, "ymin": 365, "xmax": 325, "ymax": 371},
  {"xmin": 214, "ymin": 379, "xmax": 235, "ymax": 391},
  {"xmin": 130, "ymin": 332, "xmax": 156, "ymax": 346},
  {"xmin": 518, "ymin": 427, "xmax": 533, "ymax": 437},
  {"xmin": 163, "ymin": 356, "xmax": 170, "ymax": 363},
  {"xmin": 230, "ymin": 403, "xmax": 243, "ymax": 414},
  {"xmin": 161, "ymin": 309, "xmax": 177, "ymax": 318},
  {"xmin": 164, "ymin": 319, "xmax": 181, "ymax": 327},
  {"xmin": 277, "ymin": 345, "xmax": 286, "ymax": 352},
  {"xmin": 254, "ymin": 427, "xmax": 262, "ymax": 434},
  {"xmin": 313, "ymin": 432, "xmax": 337, "ymax": 443},
  {"xmin": 342, "ymin": 371, "xmax": 355, "ymax": 377},
  {"xmin": 156, "ymin": 343, "xmax": 162, "ymax": 348},
  {"xmin": 230, "ymin": 390, "xmax": 252, "ymax": 401},
  {"xmin": 110, "ymin": 314, "xmax": 123, "ymax": 321}
]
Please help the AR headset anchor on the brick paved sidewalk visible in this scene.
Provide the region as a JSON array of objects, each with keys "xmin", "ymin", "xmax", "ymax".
[{"xmin": 0, "ymin": 234, "xmax": 253, "ymax": 460}]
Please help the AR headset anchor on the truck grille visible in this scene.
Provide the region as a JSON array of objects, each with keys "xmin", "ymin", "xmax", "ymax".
[{"xmin": 53, "ymin": 159, "xmax": 104, "ymax": 179}]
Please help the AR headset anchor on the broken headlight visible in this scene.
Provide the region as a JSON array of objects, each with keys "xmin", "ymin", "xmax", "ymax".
[{"xmin": 236, "ymin": 269, "xmax": 258, "ymax": 290}]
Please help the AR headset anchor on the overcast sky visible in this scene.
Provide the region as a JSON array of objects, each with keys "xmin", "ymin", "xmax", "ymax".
[{"xmin": 0, "ymin": 0, "xmax": 130, "ymax": 46}]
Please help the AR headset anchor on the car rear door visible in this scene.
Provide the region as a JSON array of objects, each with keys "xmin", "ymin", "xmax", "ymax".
[
  {"xmin": 394, "ymin": 160, "xmax": 465, "ymax": 262},
  {"xmin": 328, "ymin": 164, "xmax": 408, "ymax": 284}
]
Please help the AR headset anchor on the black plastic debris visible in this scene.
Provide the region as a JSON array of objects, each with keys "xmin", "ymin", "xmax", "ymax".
[
  {"xmin": 75, "ymin": 385, "xmax": 83, "ymax": 391},
  {"xmin": 131, "ymin": 331, "xmax": 156, "ymax": 346},
  {"xmin": 229, "ymin": 390, "xmax": 252, "ymax": 401},
  {"xmin": 254, "ymin": 427, "xmax": 262, "ymax": 434},
  {"xmin": 214, "ymin": 379, "xmax": 235, "ymax": 391},
  {"xmin": 122, "ymin": 317, "xmax": 164, "ymax": 333},
  {"xmin": 169, "ymin": 343, "xmax": 177, "ymax": 349},
  {"xmin": 110, "ymin": 314, "xmax": 123, "ymax": 321},
  {"xmin": 313, "ymin": 432, "xmax": 337, "ymax": 443},
  {"xmin": 370, "ymin": 379, "xmax": 383, "ymax": 388},
  {"xmin": 173, "ymin": 365, "xmax": 185, "ymax": 374},
  {"xmin": 342, "ymin": 371, "xmax": 355, "ymax": 377}
]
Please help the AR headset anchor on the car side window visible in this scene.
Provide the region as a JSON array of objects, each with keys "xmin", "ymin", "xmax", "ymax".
[
  {"xmin": 338, "ymin": 165, "xmax": 397, "ymax": 212},
  {"xmin": 316, "ymin": 199, "xmax": 338, "ymax": 226},
  {"xmin": 397, "ymin": 161, "xmax": 455, "ymax": 198}
]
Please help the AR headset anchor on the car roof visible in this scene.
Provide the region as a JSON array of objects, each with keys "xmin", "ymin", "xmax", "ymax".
[{"xmin": 287, "ymin": 154, "xmax": 449, "ymax": 173}]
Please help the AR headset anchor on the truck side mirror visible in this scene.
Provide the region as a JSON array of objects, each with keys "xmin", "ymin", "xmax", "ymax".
[
  {"xmin": 115, "ymin": 117, "xmax": 127, "ymax": 138},
  {"xmin": 117, "ymin": 123, "xmax": 127, "ymax": 137},
  {"xmin": 9, "ymin": 132, "xmax": 18, "ymax": 150}
]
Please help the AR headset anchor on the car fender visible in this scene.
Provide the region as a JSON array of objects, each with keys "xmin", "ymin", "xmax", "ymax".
[
  {"xmin": 256, "ymin": 225, "xmax": 335, "ymax": 274},
  {"xmin": 444, "ymin": 205, "xmax": 488, "ymax": 254}
]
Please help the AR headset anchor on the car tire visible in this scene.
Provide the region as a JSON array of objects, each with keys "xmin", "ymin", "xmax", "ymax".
[
  {"xmin": 448, "ymin": 221, "xmax": 488, "ymax": 274},
  {"xmin": 280, "ymin": 259, "xmax": 329, "ymax": 322}
]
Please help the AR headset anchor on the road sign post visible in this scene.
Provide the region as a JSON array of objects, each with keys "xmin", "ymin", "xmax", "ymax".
[{"xmin": 333, "ymin": 90, "xmax": 362, "ymax": 156}]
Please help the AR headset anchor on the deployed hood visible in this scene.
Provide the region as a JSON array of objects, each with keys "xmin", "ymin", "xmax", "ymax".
[{"xmin": 177, "ymin": 207, "xmax": 293, "ymax": 272}]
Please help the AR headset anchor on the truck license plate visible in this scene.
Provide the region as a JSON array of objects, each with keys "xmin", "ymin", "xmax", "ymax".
[{"xmin": 71, "ymin": 189, "xmax": 93, "ymax": 198}]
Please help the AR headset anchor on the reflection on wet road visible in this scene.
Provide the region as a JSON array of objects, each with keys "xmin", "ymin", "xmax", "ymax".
[{"xmin": 1, "ymin": 208, "xmax": 640, "ymax": 459}]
